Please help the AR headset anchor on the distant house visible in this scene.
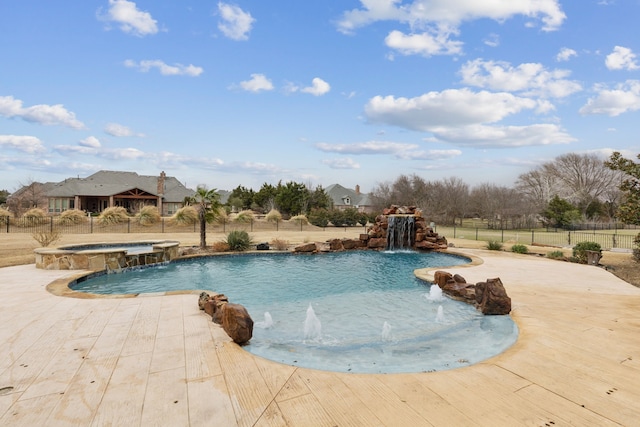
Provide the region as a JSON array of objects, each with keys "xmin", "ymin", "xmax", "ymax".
[
  {"xmin": 41, "ymin": 170, "xmax": 195, "ymax": 216},
  {"xmin": 325, "ymin": 184, "xmax": 374, "ymax": 213}
]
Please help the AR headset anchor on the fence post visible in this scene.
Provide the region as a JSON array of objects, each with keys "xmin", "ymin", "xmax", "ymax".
[
  {"xmin": 90, "ymin": 216, "xmax": 93, "ymax": 233},
  {"xmin": 567, "ymin": 231, "xmax": 571, "ymax": 246},
  {"xmin": 162, "ymin": 217, "xmax": 165, "ymax": 233},
  {"xmin": 128, "ymin": 217, "xmax": 131, "ymax": 233},
  {"xmin": 475, "ymin": 228, "xmax": 478, "ymax": 240},
  {"xmin": 453, "ymin": 225, "xmax": 456, "ymax": 238},
  {"xmin": 531, "ymin": 230, "xmax": 534, "ymax": 245},
  {"xmin": 50, "ymin": 217, "xmax": 53, "ymax": 232},
  {"xmin": 501, "ymin": 228, "xmax": 504, "ymax": 242}
]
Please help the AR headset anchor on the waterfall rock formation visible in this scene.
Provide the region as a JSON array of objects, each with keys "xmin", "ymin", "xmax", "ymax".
[{"xmin": 365, "ymin": 205, "xmax": 448, "ymax": 251}]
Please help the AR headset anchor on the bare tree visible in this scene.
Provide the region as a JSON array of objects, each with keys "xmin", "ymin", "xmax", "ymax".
[
  {"xmin": 7, "ymin": 180, "xmax": 48, "ymax": 217},
  {"xmin": 439, "ymin": 177, "xmax": 469, "ymax": 225},
  {"xmin": 516, "ymin": 153, "xmax": 624, "ymax": 220}
]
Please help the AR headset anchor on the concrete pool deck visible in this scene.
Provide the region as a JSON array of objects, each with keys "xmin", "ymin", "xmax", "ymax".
[{"xmin": 0, "ymin": 248, "xmax": 639, "ymax": 426}]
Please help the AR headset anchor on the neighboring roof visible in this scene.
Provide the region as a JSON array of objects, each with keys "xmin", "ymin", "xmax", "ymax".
[
  {"xmin": 325, "ymin": 184, "xmax": 370, "ymax": 207},
  {"xmin": 45, "ymin": 170, "xmax": 195, "ymax": 202}
]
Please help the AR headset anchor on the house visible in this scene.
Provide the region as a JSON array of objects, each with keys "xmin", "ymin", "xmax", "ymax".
[
  {"xmin": 41, "ymin": 170, "xmax": 195, "ymax": 216},
  {"xmin": 325, "ymin": 184, "xmax": 374, "ymax": 213}
]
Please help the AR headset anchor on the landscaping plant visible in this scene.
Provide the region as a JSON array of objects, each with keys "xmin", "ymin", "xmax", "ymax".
[
  {"xmin": 225, "ymin": 230, "xmax": 253, "ymax": 251},
  {"xmin": 572, "ymin": 241, "xmax": 602, "ymax": 264}
]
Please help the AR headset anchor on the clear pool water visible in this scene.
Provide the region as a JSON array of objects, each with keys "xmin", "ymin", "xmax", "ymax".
[{"xmin": 72, "ymin": 251, "xmax": 518, "ymax": 373}]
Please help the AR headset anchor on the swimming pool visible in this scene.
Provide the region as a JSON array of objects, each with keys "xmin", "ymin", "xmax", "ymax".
[{"xmin": 71, "ymin": 251, "xmax": 518, "ymax": 373}]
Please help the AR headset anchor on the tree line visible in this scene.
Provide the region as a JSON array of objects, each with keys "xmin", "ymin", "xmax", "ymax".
[
  {"xmin": 370, "ymin": 152, "xmax": 630, "ymax": 229},
  {"xmin": 4, "ymin": 152, "xmax": 640, "ymax": 231}
]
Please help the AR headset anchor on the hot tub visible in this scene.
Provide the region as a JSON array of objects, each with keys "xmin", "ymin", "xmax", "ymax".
[{"xmin": 34, "ymin": 240, "xmax": 180, "ymax": 271}]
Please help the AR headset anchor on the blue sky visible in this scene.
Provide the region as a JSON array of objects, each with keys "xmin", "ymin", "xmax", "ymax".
[{"xmin": 2, "ymin": 1, "xmax": 640, "ymax": 193}]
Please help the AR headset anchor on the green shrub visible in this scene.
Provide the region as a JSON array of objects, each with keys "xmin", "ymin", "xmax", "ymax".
[
  {"xmin": 97, "ymin": 206, "xmax": 129, "ymax": 225},
  {"xmin": 486, "ymin": 240, "xmax": 503, "ymax": 251},
  {"xmin": 511, "ymin": 244, "xmax": 528, "ymax": 254},
  {"xmin": 225, "ymin": 230, "xmax": 253, "ymax": 251},
  {"xmin": 57, "ymin": 209, "xmax": 86, "ymax": 225},
  {"xmin": 135, "ymin": 206, "xmax": 160, "ymax": 226},
  {"xmin": 572, "ymin": 241, "xmax": 602, "ymax": 264},
  {"xmin": 171, "ymin": 206, "xmax": 198, "ymax": 226},
  {"xmin": 546, "ymin": 250, "xmax": 565, "ymax": 260},
  {"xmin": 633, "ymin": 233, "xmax": 640, "ymax": 262},
  {"xmin": 308, "ymin": 208, "xmax": 329, "ymax": 227}
]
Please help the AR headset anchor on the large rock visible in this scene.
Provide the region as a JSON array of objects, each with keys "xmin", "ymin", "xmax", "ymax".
[
  {"xmin": 433, "ymin": 271, "xmax": 476, "ymax": 302},
  {"xmin": 220, "ymin": 303, "xmax": 254, "ymax": 345},
  {"xmin": 294, "ymin": 242, "xmax": 317, "ymax": 253},
  {"xmin": 329, "ymin": 239, "xmax": 344, "ymax": 251},
  {"xmin": 342, "ymin": 238, "xmax": 362, "ymax": 250},
  {"xmin": 367, "ymin": 237, "xmax": 386, "ymax": 249},
  {"xmin": 475, "ymin": 277, "xmax": 511, "ymax": 315},
  {"xmin": 205, "ymin": 294, "xmax": 229, "ymax": 322}
]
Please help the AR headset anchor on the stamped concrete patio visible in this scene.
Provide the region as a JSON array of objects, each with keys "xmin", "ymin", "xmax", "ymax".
[{"xmin": 1, "ymin": 248, "xmax": 639, "ymax": 426}]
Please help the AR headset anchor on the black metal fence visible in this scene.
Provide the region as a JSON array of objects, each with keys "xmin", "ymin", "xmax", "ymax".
[
  {"xmin": 0, "ymin": 216, "xmax": 343, "ymax": 234},
  {"xmin": 440, "ymin": 225, "xmax": 636, "ymax": 250}
]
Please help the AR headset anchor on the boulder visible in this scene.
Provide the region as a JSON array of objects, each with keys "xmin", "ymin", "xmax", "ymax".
[
  {"xmin": 342, "ymin": 239, "xmax": 362, "ymax": 250},
  {"xmin": 198, "ymin": 291, "xmax": 210, "ymax": 310},
  {"xmin": 475, "ymin": 278, "xmax": 511, "ymax": 315},
  {"xmin": 329, "ymin": 239, "xmax": 344, "ymax": 251},
  {"xmin": 433, "ymin": 271, "xmax": 476, "ymax": 302},
  {"xmin": 367, "ymin": 237, "xmax": 386, "ymax": 249},
  {"xmin": 205, "ymin": 294, "xmax": 229, "ymax": 321},
  {"xmin": 294, "ymin": 242, "xmax": 317, "ymax": 253},
  {"xmin": 221, "ymin": 303, "xmax": 254, "ymax": 345}
]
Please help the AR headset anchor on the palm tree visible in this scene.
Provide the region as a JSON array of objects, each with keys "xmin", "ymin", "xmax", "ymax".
[{"xmin": 188, "ymin": 186, "xmax": 221, "ymax": 249}]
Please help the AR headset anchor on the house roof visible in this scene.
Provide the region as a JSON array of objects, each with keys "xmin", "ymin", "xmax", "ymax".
[
  {"xmin": 325, "ymin": 183, "xmax": 370, "ymax": 207},
  {"xmin": 46, "ymin": 170, "xmax": 195, "ymax": 202}
]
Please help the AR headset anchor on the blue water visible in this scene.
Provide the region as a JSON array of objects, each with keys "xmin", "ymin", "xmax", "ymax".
[{"xmin": 71, "ymin": 251, "xmax": 518, "ymax": 373}]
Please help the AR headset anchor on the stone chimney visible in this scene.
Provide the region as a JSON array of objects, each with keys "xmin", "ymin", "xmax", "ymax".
[
  {"xmin": 355, "ymin": 184, "xmax": 360, "ymax": 195},
  {"xmin": 157, "ymin": 171, "xmax": 166, "ymax": 195}
]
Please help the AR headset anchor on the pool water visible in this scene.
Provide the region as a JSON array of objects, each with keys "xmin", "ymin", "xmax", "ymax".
[{"xmin": 72, "ymin": 251, "xmax": 518, "ymax": 373}]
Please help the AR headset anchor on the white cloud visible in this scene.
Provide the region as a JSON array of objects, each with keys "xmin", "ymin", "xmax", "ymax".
[
  {"xmin": 99, "ymin": 0, "xmax": 159, "ymax": 37},
  {"xmin": 579, "ymin": 80, "xmax": 640, "ymax": 116},
  {"xmin": 124, "ymin": 59, "xmax": 204, "ymax": 76},
  {"xmin": 364, "ymin": 88, "xmax": 575, "ymax": 148},
  {"xmin": 365, "ymin": 89, "xmax": 538, "ymax": 131},
  {"xmin": 100, "ymin": 147, "xmax": 145, "ymax": 160},
  {"xmin": 0, "ymin": 95, "xmax": 85, "ymax": 129},
  {"xmin": 483, "ymin": 33, "xmax": 500, "ymax": 48},
  {"xmin": 218, "ymin": 2, "xmax": 255, "ymax": 41},
  {"xmin": 301, "ymin": 78, "xmax": 331, "ymax": 96},
  {"xmin": 337, "ymin": 1, "xmax": 566, "ymax": 57},
  {"xmin": 315, "ymin": 141, "xmax": 462, "ymax": 161},
  {"xmin": 384, "ymin": 29, "xmax": 463, "ymax": 57},
  {"xmin": 0, "ymin": 135, "xmax": 45, "ymax": 153},
  {"xmin": 605, "ymin": 46, "xmax": 639, "ymax": 70},
  {"xmin": 556, "ymin": 47, "xmax": 577, "ymax": 62},
  {"xmin": 316, "ymin": 141, "xmax": 420, "ymax": 155},
  {"xmin": 79, "ymin": 136, "xmax": 102, "ymax": 148},
  {"xmin": 322, "ymin": 158, "xmax": 361, "ymax": 169},
  {"xmin": 238, "ymin": 74, "xmax": 274, "ymax": 92},
  {"xmin": 104, "ymin": 122, "xmax": 144, "ymax": 137},
  {"xmin": 459, "ymin": 59, "xmax": 582, "ymax": 98},
  {"xmin": 431, "ymin": 124, "xmax": 575, "ymax": 147}
]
